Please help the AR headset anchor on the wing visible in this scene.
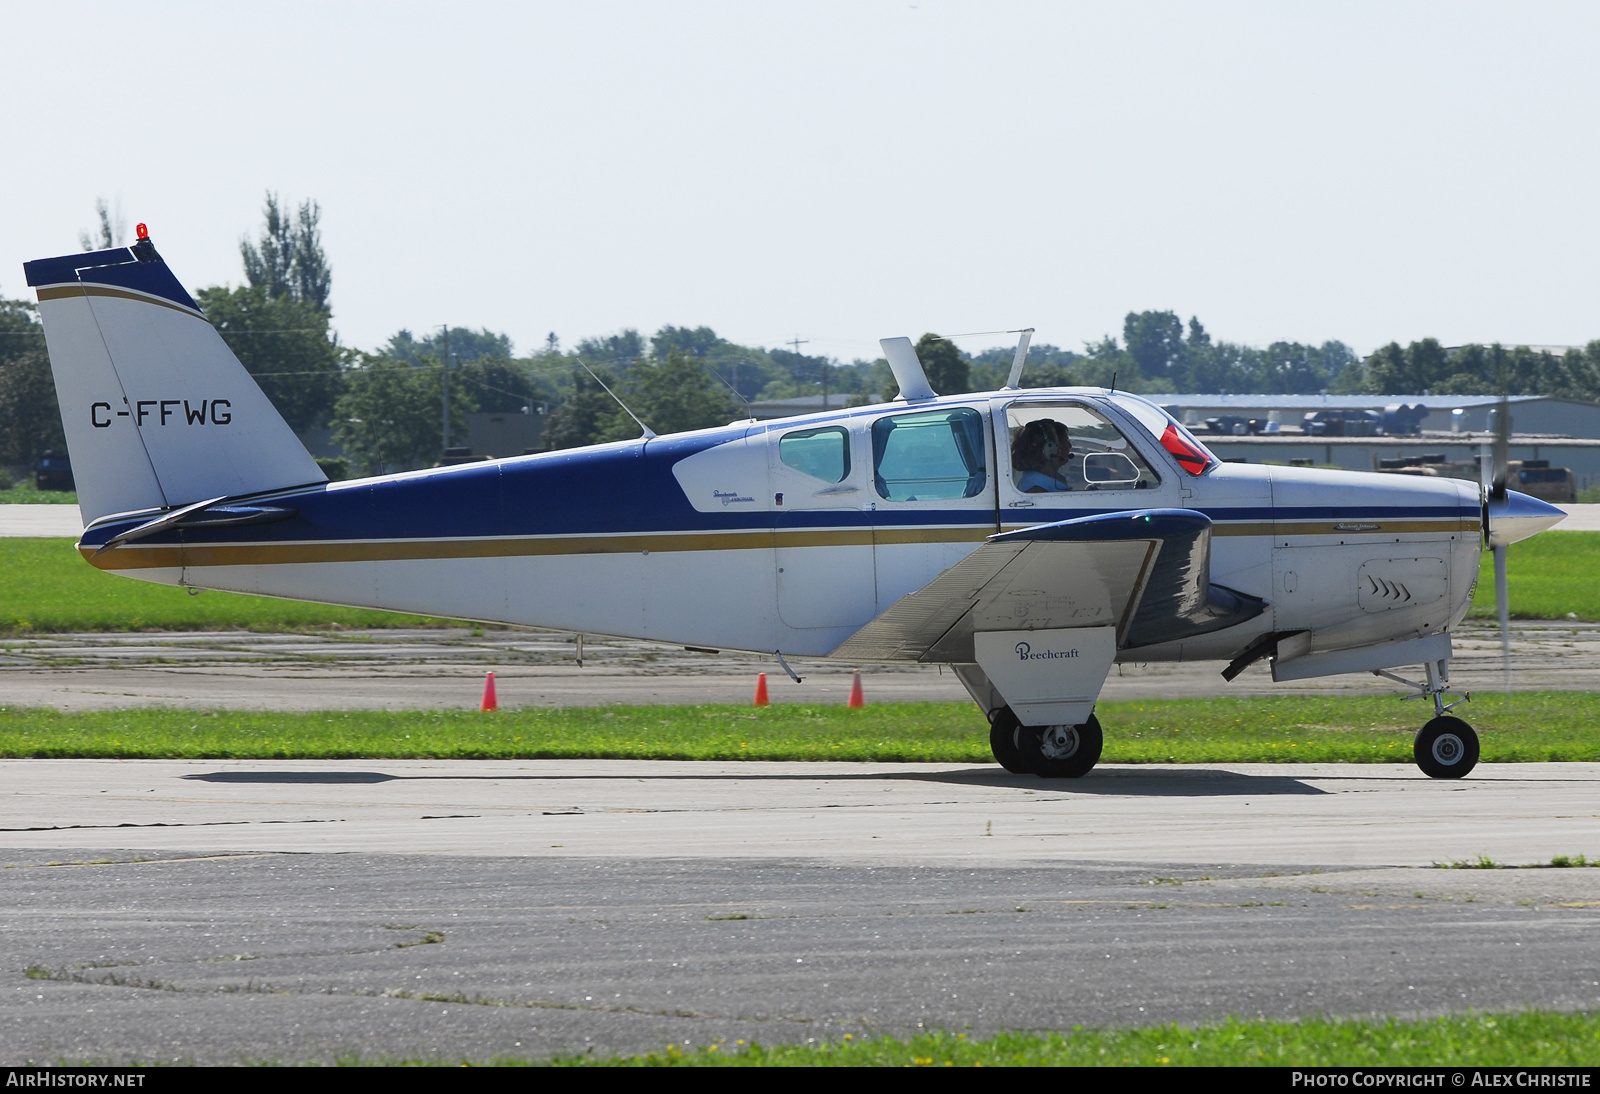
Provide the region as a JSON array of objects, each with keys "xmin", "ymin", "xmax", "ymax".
[{"xmin": 830, "ymin": 508, "xmax": 1265, "ymax": 663}]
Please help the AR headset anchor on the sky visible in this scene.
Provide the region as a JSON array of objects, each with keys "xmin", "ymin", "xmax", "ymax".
[{"xmin": 6, "ymin": 1, "xmax": 1600, "ymax": 364}]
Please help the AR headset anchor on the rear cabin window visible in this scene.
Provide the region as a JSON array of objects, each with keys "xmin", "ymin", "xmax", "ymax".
[
  {"xmin": 872, "ymin": 408, "xmax": 987, "ymax": 501},
  {"xmin": 778, "ymin": 426, "xmax": 850, "ymax": 483},
  {"xmin": 1006, "ymin": 402, "xmax": 1161, "ymax": 493}
]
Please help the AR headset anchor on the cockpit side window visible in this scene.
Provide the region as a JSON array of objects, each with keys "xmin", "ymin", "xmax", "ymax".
[
  {"xmin": 1005, "ymin": 402, "xmax": 1161, "ymax": 493},
  {"xmin": 872, "ymin": 408, "xmax": 987, "ymax": 501},
  {"xmin": 1103, "ymin": 392, "xmax": 1215, "ymax": 476},
  {"xmin": 778, "ymin": 426, "xmax": 850, "ymax": 483}
]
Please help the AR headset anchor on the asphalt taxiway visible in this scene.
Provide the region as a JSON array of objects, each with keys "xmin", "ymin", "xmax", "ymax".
[
  {"xmin": 3, "ymin": 760, "xmax": 1598, "ymax": 1063},
  {"xmin": 3, "ymin": 505, "xmax": 1597, "ymax": 1062}
]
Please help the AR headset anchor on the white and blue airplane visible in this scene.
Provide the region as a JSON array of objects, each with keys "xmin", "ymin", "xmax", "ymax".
[{"xmin": 24, "ymin": 228, "xmax": 1567, "ymax": 779}]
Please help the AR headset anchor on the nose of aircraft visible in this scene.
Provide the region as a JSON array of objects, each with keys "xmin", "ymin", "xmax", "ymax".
[{"xmin": 1487, "ymin": 489, "xmax": 1567, "ymax": 548}]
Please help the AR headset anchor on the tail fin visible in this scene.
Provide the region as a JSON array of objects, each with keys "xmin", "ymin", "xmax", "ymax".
[{"xmin": 23, "ymin": 233, "xmax": 325, "ymax": 526}]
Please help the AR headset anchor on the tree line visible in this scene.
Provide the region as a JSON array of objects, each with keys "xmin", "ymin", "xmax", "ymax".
[{"xmin": 5, "ymin": 196, "xmax": 1600, "ymax": 476}]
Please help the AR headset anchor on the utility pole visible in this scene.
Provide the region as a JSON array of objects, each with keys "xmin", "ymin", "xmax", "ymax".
[
  {"xmin": 787, "ymin": 334, "xmax": 809, "ymax": 401},
  {"xmin": 441, "ymin": 325, "xmax": 451, "ymax": 454}
]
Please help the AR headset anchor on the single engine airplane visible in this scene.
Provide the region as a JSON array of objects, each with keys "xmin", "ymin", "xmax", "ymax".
[{"xmin": 23, "ymin": 229, "xmax": 1568, "ymax": 779}]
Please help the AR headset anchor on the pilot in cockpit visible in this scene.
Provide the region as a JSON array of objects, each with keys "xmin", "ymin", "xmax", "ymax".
[{"xmin": 1011, "ymin": 419, "xmax": 1074, "ymax": 492}]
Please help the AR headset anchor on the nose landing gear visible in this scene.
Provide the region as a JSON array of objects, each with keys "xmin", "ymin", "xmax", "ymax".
[
  {"xmin": 1414, "ymin": 715, "xmax": 1480, "ymax": 779},
  {"xmin": 1376, "ymin": 655, "xmax": 1479, "ymax": 779}
]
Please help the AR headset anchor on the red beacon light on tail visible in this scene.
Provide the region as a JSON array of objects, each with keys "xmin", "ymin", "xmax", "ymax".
[{"xmin": 135, "ymin": 224, "xmax": 149, "ymax": 241}]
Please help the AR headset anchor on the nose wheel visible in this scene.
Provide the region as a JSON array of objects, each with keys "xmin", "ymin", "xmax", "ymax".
[{"xmin": 1414, "ymin": 716, "xmax": 1479, "ymax": 779}]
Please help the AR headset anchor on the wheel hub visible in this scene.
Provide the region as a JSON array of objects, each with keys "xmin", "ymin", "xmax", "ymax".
[
  {"xmin": 1039, "ymin": 724, "xmax": 1080, "ymax": 761},
  {"xmin": 1431, "ymin": 733, "xmax": 1464, "ymax": 766}
]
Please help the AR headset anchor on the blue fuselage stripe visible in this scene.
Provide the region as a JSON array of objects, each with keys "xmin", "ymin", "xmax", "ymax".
[{"xmin": 77, "ymin": 428, "xmax": 1478, "ymax": 549}]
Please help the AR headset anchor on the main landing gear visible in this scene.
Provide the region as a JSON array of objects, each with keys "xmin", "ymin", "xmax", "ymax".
[
  {"xmin": 1375, "ymin": 657, "xmax": 1479, "ymax": 779},
  {"xmin": 989, "ymin": 706, "xmax": 1103, "ymax": 778}
]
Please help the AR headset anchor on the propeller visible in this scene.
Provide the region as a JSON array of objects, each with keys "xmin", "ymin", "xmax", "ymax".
[
  {"xmin": 1481, "ymin": 394, "xmax": 1568, "ymax": 693},
  {"xmin": 1486, "ymin": 394, "xmax": 1511, "ymax": 688}
]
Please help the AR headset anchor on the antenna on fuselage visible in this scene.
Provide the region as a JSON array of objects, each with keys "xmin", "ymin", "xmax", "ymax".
[
  {"xmin": 705, "ymin": 363, "xmax": 754, "ymax": 420},
  {"xmin": 879, "ymin": 337, "xmax": 935, "ymax": 401},
  {"xmin": 1002, "ymin": 328, "xmax": 1035, "ymax": 390},
  {"xmin": 577, "ymin": 358, "xmax": 656, "ymax": 440}
]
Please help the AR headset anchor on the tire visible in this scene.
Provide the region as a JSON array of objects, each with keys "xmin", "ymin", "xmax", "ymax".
[
  {"xmin": 989, "ymin": 707, "xmax": 1033, "ymax": 774},
  {"xmin": 1414, "ymin": 716, "xmax": 1479, "ymax": 779},
  {"xmin": 1024, "ymin": 713, "xmax": 1104, "ymax": 779}
]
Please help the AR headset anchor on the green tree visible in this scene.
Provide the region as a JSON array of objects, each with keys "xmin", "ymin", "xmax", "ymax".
[
  {"xmin": 385, "ymin": 326, "xmax": 513, "ymax": 366},
  {"xmin": 912, "ymin": 333, "xmax": 969, "ymax": 395},
  {"xmin": 598, "ymin": 350, "xmax": 739, "ymax": 442},
  {"xmin": 78, "ymin": 197, "xmax": 125, "ymax": 251},
  {"xmin": 1078, "ymin": 335, "xmax": 1143, "ymax": 390},
  {"xmin": 0, "ymin": 298, "xmax": 63, "ymax": 466},
  {"xmin": 196, "ymin": 285, "xmax": 346, "ymax": 432},
  {"xmin": 542, "ymin": 368, "xmax": 621, "ymax": 450},
  {"xmin": 576, "ymin": 329, "xmax": 646, "ymax": 368},
  {"xmin": 1122, "ymin": 311, "xmax": 1186, "ymax": 386},
  {"xmin": 967, "ymin": 342, "xmax": 1083, "ymax": 390},
  {"xmin": 241, "ymin": 193, "xmax": 332, "ymax": 312},
  {"xmin": 333, "ymin": 355, "xmax": 471, "ymax": 473},
  {"xmin": 455, "ymin": 356, "xmax": 551, "ymax": 414},
  {"xmin": 1365, "ymin": 338, "xmax": 1449, "ymax": 395},
  {"xmin": 651, "ymin": 325, "xmax": 722, "ymax": 359}
]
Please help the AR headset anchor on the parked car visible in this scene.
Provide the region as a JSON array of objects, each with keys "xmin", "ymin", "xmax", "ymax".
[
  {"xmin": 1374, "ymin": 455, "xmax": 1576, "ymax": 503},
  {"xmin": 1199, "ymin": 415, "xmax": 1278, "ymax": 436},
  {"xmin": 1512, "ymin": 460, "xmax": 1577, "ymax": 504},
  {"xmin": 1301, "ymin": 409, "xmax": 1383, "ymax": 437}
]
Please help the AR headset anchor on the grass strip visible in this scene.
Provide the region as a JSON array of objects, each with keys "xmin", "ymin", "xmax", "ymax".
[
  {"xmin": 555, "ymin": 1012, "xmax": 1600, "ymax": 1066},
  {"xmin": 0, "ymin": 487, "xmax": 77, "ymax": 504},
  {"xmin": 1, "ymin": 692, "xmax": 1596, "ymax": 762},
  {"xmin": 1468, "ymin": 530, "xmax": 1600, "ymax": 621},
  {"xmin": 2, "ymin": 530, "xmax": 1598, "ymax": 634},
  {"xmin": 364, "ymin": 1012, "xmax": 1600, "ymax": 1066},
  {"xmin": 0, "ymin": 538, "xmax": 441, "ymax": 633}
]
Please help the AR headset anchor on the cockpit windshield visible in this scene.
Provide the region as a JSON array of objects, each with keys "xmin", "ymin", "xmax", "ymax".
[{"xmin": 1104, "ymin": 393, "xmax": 1216, "ymax": 476}]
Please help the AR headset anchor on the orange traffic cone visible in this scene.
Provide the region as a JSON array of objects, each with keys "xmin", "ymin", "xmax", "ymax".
[
  {"xmin": 480, "ymin": 671, "xmax": 498, "ymax": 712},
  {"xmin": 847, "ymin": 669, "xmax": 865, "ymax": 708},
  {"xmin": 753, "ymin": 672, "xmax": 770, "ymax": 707}
]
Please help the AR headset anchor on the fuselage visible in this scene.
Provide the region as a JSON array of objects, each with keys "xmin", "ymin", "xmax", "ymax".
[{"xmin": 78, "ymin": 387, "xmax": 1488, "ymax": 663}]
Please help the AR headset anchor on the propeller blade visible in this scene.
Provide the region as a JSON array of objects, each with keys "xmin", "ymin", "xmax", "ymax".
[
  {"xmin": 1489, "ymin": 394, "xmax": 1510, "ymax": 502},
  {"xmin": 1494, "ymin": 543, "xmax": 1510, "ymax": 690}
]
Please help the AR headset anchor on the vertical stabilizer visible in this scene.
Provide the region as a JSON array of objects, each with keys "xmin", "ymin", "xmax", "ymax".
[{"xmin": 24, "ymin": 234, "xmax": 325, "ymax": 525}]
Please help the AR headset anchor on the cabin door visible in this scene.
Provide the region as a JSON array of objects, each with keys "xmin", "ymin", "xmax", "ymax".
[
  {"xmin": 865, "ymin": 404, "xmax": 1001, "ymax": 609},
  {"xmin": 766, "ymin": 420, "xmax": 879, "ymax": 629}
]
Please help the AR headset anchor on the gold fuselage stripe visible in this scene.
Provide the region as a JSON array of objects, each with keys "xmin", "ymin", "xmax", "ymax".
[{"xmin": 81, "ymin": 518, "xmax": 1480, "ymax": 571}]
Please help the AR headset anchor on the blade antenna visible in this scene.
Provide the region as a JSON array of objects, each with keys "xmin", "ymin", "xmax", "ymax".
[
  {"xmin": 1003, "ymin": 328, "xmax": 1035, "ymax": 390},
  {"xmin": 577, "ymin": 358, "xmax": 655, "ymax": 440}
]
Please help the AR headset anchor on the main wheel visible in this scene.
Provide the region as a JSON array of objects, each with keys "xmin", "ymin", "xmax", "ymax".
[
  {"xmin": 1024, "ymin": 713, "xmax": 1104, "ymax": 779},
  {"xmin": 989, "ymin": 707, "xmax": 1033, "ymax": 774},
  {"xmin": 1414, "ymin": 716, "xmax": 1479, "ymax": 779}
]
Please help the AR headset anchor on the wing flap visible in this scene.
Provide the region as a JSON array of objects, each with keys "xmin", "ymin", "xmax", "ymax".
[{"xmin": 831, "ymin": 509, "xmax": 1219, "ymax": 663}]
